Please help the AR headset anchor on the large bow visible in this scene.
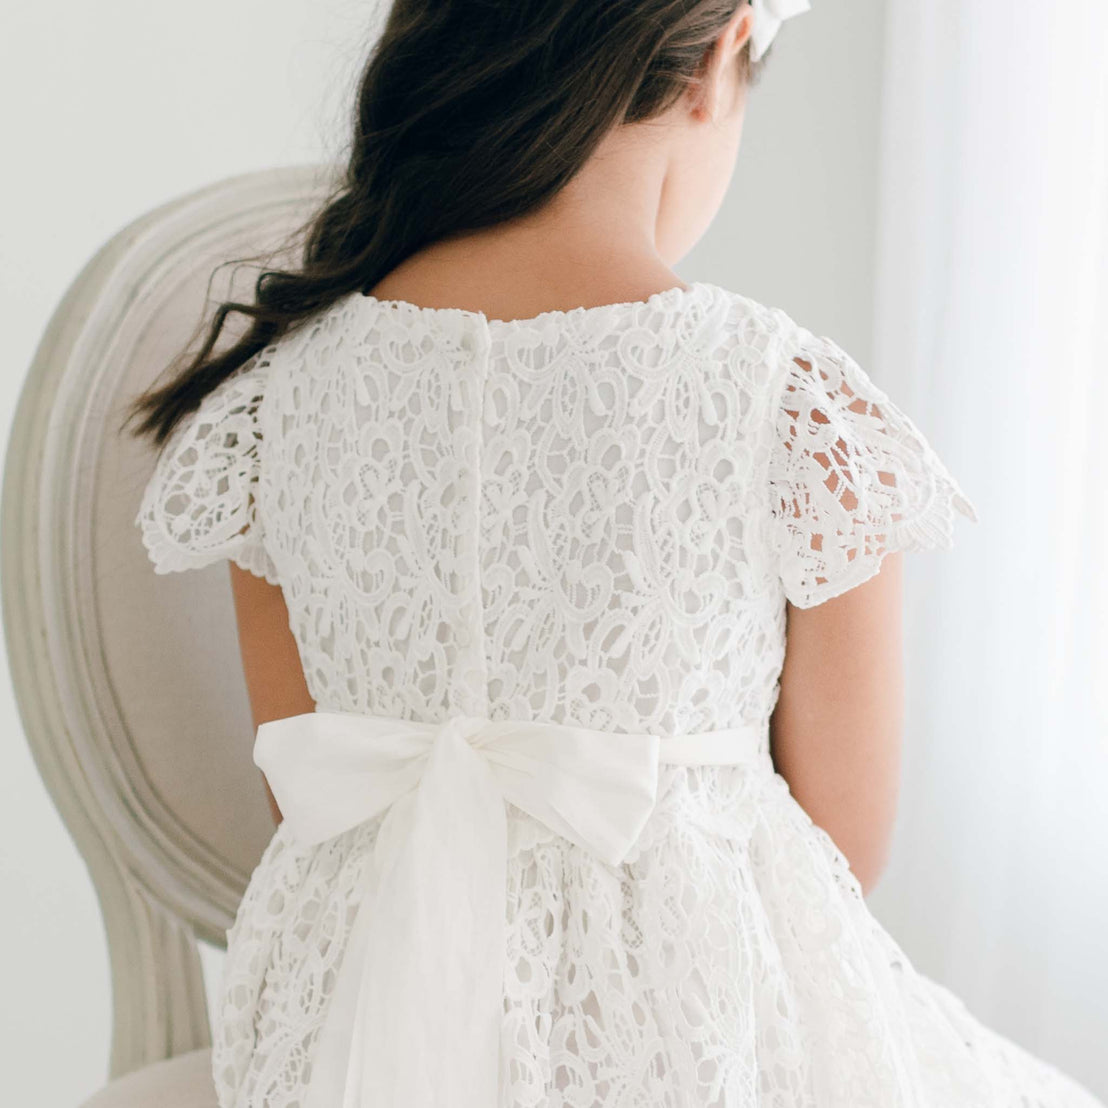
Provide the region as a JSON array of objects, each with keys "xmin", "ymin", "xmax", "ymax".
[
  {"xmin": 749, "ymin": 0, "xmax": 812, "ymax": 62},
  {"xmin": 252, "ymin": 710, "xmax": 665, "ymax": 1108}
]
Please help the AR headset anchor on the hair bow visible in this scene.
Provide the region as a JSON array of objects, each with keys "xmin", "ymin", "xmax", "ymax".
[{"xmin": 748, "ymin": 0, "xmax": 811, "ymax": 62}]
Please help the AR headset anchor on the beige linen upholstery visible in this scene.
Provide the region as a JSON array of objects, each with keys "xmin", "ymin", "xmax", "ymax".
[{"xmin": 79, "ymin": 1049, "xmax": 215, "ymax": 1108}]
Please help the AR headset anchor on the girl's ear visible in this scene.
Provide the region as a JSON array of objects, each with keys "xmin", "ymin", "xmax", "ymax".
[
  {"xmin": 694, "ymin": 3, "xmax": 755, "ymax": 124},
  {"xmin": 726, "ymin": 1, "xmax": 757, "ymax": 57}
]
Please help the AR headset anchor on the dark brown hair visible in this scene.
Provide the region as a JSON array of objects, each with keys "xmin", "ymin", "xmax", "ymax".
[{"xmin": 122, "ymin": 0, "xmax": 767, "ymax": 450}]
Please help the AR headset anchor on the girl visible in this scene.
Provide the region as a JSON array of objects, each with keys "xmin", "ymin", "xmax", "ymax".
[{"xmin": 126, "ymin": 1, "xmax": 1105, "ymax": 1105}]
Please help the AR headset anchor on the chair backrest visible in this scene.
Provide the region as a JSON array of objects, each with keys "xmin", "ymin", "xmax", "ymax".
[{"xmin": 1, "ymin": 164, "xmax": 334, "ymax": 1080}]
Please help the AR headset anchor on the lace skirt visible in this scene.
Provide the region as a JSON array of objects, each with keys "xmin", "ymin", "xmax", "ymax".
[{"xmin": 211, "ymin": 758, "xmax": 1104, "ymax": 1108}]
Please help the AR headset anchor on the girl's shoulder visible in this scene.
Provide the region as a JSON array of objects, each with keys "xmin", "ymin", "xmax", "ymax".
[
  {"xmin": 705, "ymin": 283, "xmax": 980, "ymax": 608},
  {"xmin": 134, "ymin": 345, "xmax": 284, "ymax": 583},
  {"xmin": 704, "ymin": 282, "xmax": 859, "ymax": 391}
]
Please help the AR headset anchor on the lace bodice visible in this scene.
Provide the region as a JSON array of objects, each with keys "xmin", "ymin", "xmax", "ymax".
[
  {"xmin": 135, "ymin": 281, "xmax": 977, "ymax": 735},
  {"xmin": 133, "ymin": 283, "xmax": 1108, "ymax": 1108}
]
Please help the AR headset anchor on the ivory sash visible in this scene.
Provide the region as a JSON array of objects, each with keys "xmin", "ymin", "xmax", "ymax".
[{"xmin": 252, "ymin": 709, "xmax": 772, "ymax": 1108}]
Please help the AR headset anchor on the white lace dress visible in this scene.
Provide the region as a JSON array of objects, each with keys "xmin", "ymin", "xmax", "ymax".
[{"xmin": 135, "ymin": 281, "xmax": 1104, "ymax": 1108}]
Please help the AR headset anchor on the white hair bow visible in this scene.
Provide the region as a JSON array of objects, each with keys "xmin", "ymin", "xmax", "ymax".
[{"xmin": 748, "ymin": 0, "xmax": 811, "ymax": 62}]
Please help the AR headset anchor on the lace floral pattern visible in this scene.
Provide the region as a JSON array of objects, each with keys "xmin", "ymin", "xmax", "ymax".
[
  {"xmin": 766, "ymin": 327, "xmax": 978, "ymax": 608},
  {"xmin": 213, "ymin": 762, "xmax": 1100, "ymax": 1107},
  {"xmin": 135, "ymin": 282, "xmax": 1103, "ymax": 1106},
  {"xmin": 135, "ymin": 351, "xmax": 281, "ymax": 585}
]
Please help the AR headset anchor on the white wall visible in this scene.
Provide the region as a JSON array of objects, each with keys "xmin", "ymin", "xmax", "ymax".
[
  {"xmin": 0, "ymin": 3, "xmax": 884, "ymax": 1104},
  {"xmin": 692, "ymin": 0, "xmax": 888, "ymax": 367}
]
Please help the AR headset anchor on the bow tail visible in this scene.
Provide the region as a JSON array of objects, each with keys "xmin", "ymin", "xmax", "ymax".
[{"xmin": 306, "ymin": 724, "xmax": 510, "ymax": 1107}]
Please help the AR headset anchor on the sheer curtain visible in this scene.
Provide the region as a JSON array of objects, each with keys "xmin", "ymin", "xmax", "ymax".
[{"xmin": 866, "ymin": 0, "xmax": 1108, "ymax": 1093}]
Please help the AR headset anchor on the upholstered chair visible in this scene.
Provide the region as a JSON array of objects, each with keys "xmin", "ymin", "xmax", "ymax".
[{"xmin": 2, "ymin": 164, "xmax": 331, "ymax": 1106}]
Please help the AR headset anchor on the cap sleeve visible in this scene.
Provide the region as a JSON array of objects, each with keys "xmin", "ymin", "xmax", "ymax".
[
  {"xmin": 766, "ymin": 326, "xmax": 978, "ymax": 608},
  {"xmin": 134, "ymin": 351, "xmax": 280, "ymax": 583}
]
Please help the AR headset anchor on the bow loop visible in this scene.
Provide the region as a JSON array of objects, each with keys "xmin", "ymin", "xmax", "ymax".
[{"xmin": 749, "ymin": 0, "xmax": 811, "ymax": 62}]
